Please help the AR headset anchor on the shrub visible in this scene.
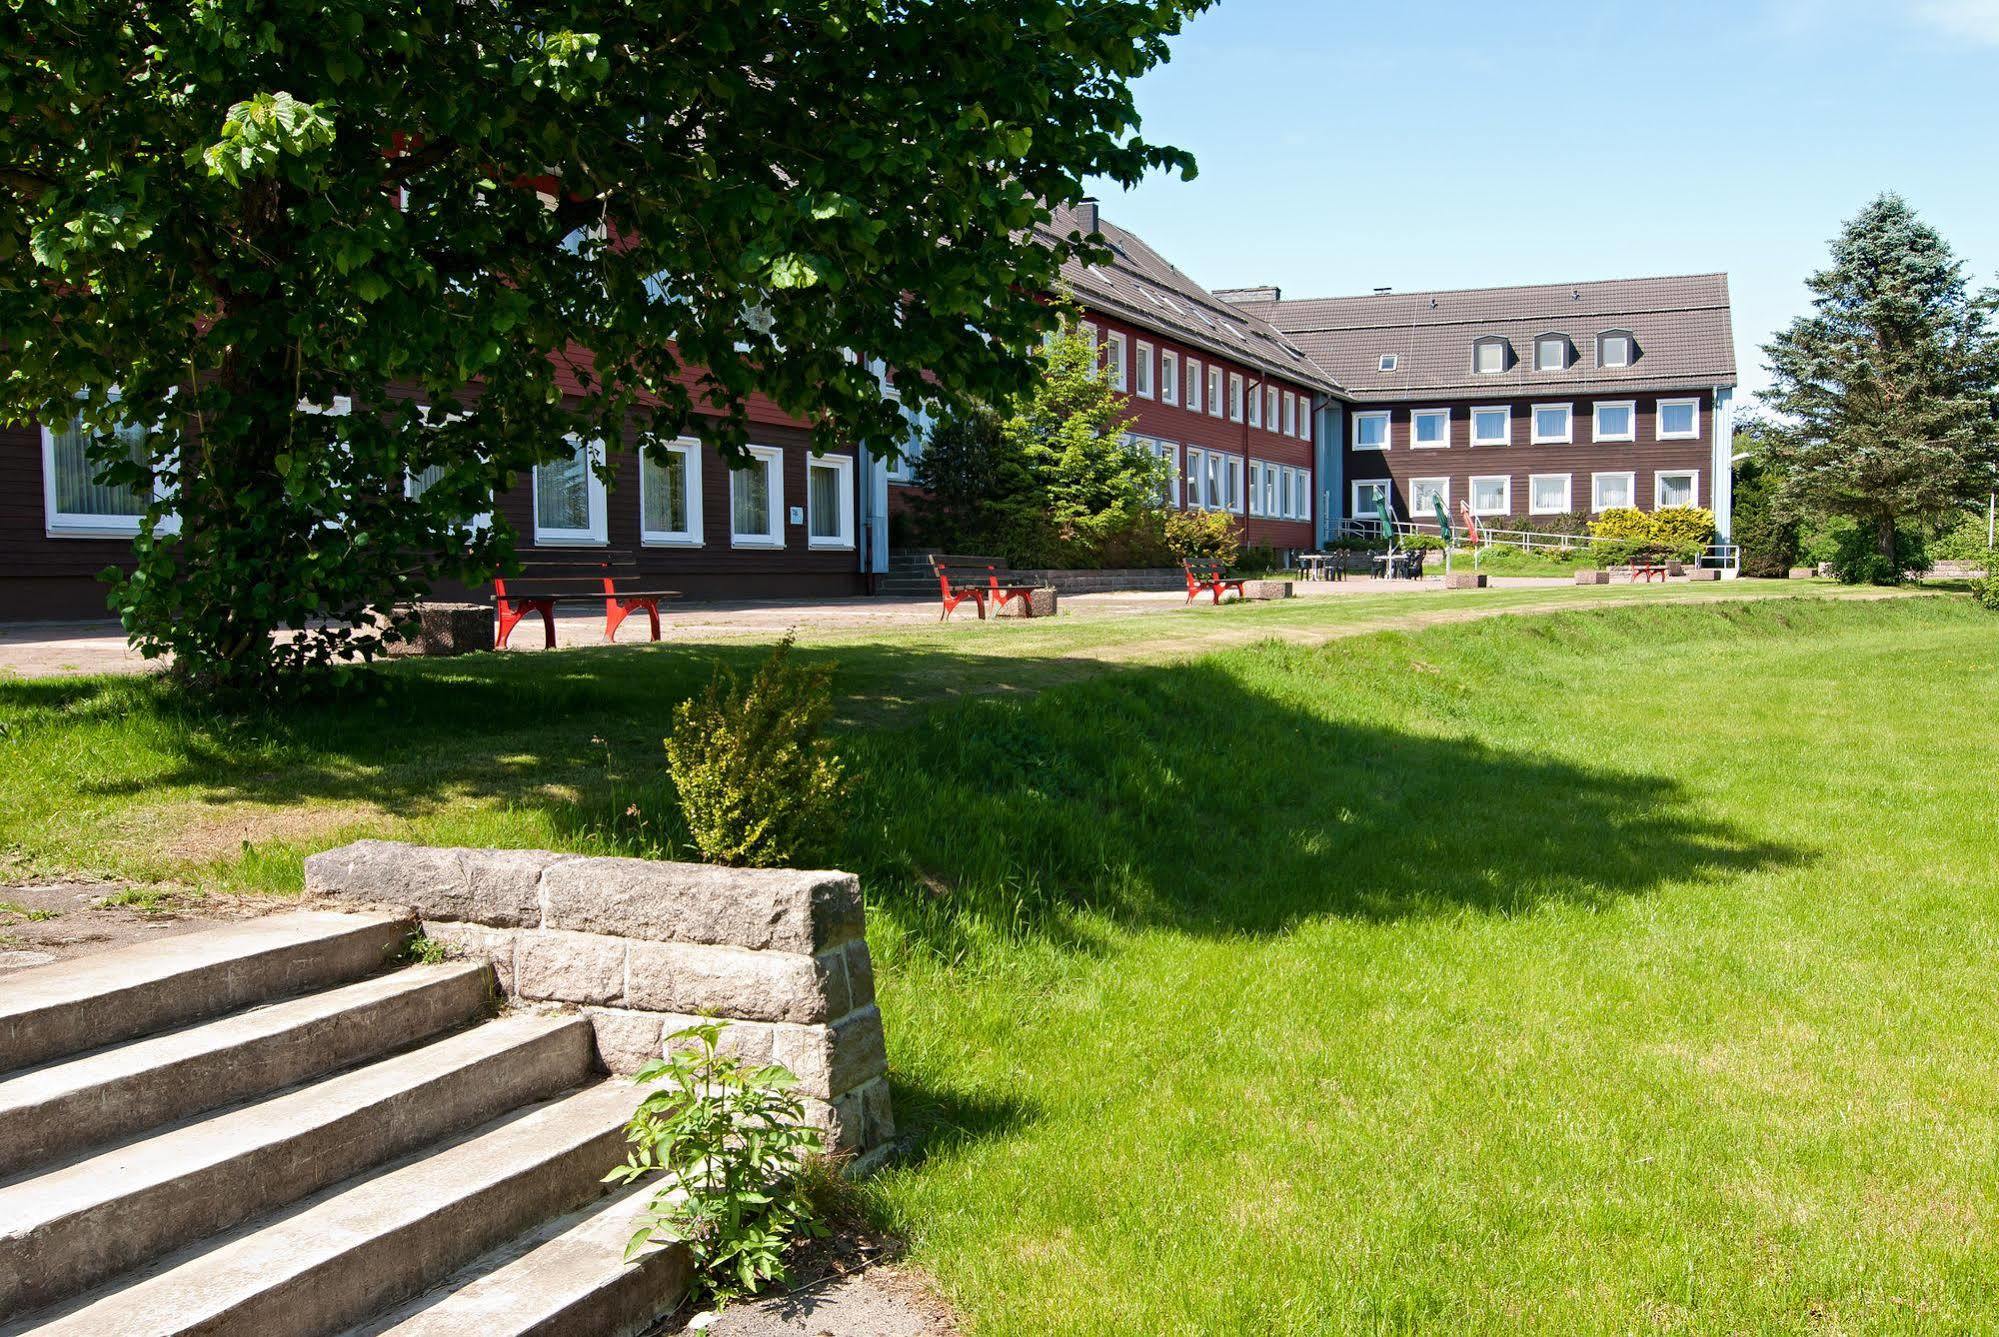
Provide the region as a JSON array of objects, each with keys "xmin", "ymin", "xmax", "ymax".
[
  {"xmin": 1930, "ymin": 509, "xmax": 1996, "ymax": 567},
  {"xmin": 607, "ymin": 1020, "xmax": 827, "ymax": 1305},
  {"xmin": 1588, "ymin": 507, "xmax": 1653, "ymax": 542},
  {"xmin": 1731, "ymin": 460, "xmax": 1800, "ymax": 577},
  {"xmin": 1163, "ymin": 508, "xmax": 1242, "ymax": 566},
  {"xmin": 1237, "ymin": 544, "xmax": 1283, "ymax": 574},
  {"xmin": 1650, "ymin": 506, "xmax": 1716, "ymax": 549},
  {"xmin": 665, "ymin": 636, "xmax": 846, "ymax": 867},
  {"xmin": 1971, "ymin": 572, "xmax": 1999, "ymax": 610},
  {"xmin": 1402, "ymin": 533, "xmax": 1446, "ymax": 551},
  {"xmin": 1823, "ymin": 518, "xmax": 1931, "ymax": 585}
]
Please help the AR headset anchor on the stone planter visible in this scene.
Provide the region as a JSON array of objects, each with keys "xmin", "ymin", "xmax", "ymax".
[
  {"xmin": 994, "ymin": 586, "xmax": 1058, "ymax": 618},
  {"xmin": 1788, "ymin": 567, "xmax": 1816, "ymax": 580},
  {"xmin": 1239, "ymin": 579, "xmax": 1294, "ymax": 601},
  {"xmin": 1444, "ymin": 572, "xmax": 1488, "ymax": 590},
  {"xmin": 388, "ymin": 602, "xmax": 494, "ymax": 657},
  {"xmin": 1687, "ymin": 568, "xmax": 1721, "ymax": 582},
  {"xmin": 1575, "ymin": 570, "xmax": 1611, "ymax": 585}
]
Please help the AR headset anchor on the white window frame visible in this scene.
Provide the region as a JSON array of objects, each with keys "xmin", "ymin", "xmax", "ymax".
[
  {"xmin": 1468, "ymin": 474, "xmax": 1512, "ymax": 517},
  {"xmin": 1591, "ymin": 471, "xmax": 1636, "ymax": 513},
  {"xmin": 1281, "ymin": 392, "xmax": 1295, "ymax": 437},
  {"xmin": 1535, "ymin": 336, "xmax": 1569, "ymax": 372},
  {"xmin": 1227, "ymin": 454, "xmax": 1245, "ymax": 513},
  {"xmin": 1379, "ymin": 353, "xmax": 1399, "ymax": 372},
  {"xmin": 1265, "ymin": 386, "xmax": 1279, "ymax": 432},
  {"xmin": 1411, "ymin": 407, "xmax": 1451, "ymax": 450},
  {"xmin": 1160, "ymin": 350, "xmax": 1178, "ymax": 406},
  {"xmin": 1474, "ymin": 339, "xmax": 1508, "ymax": 375},
  {"xmin": 1104, "ymin": 331, "xmax": 1128, "ymax": 391},
  {"xmin": 805, "ymin": 451, "xmax": 856, "ymax": 550},
  {"xmin": 1297, "ymin": 397, "xmax": 1313, "ymax": 442},
  {"xmin": 1657, "ymin": 397, "xmax": 1702, "ymax": 440},
  {"xmin": 1654, "ymin": 469, "xmax": 1700, "ymax": 509},
  {"xmin": 1295, "ymin": 469, "xmax": 1311, "ymax": 523},
  {"xmin": 1079, "ymin": 321, "xmax": 1098, "ymax": 350},
  {"xmin": 1410, "ymin": 476, "xmax": 1450, "ymax": 516},
  {"xmin": 729, "ymin": 443, "xmax": 786, "ymax": 549},
  {"xmin": 1229, "ymin": 373, "xmax": 1245, "ymax": 423},
  {"xmin": 41, "ymin": 391, "xmax": 180, "ymax": 538},
  {"xmin": 1185, "ymin": 446, "xmax": 1208, "ymax": 509},
  {"xmin": 1352, "ymin": 479, "xmax": 1392, "ymax": 518},
  {"xmin": 1469, "ymin": 406, "xmax": 1511, "ymax": 447},
  {"xmin": 1246, "ymin": 378, "xmax": 1261, "ymax": 427},
  {"xmin": 1592, "ymin": 400, "xmax": 1638, "ymax": 444},
  {"xmin": 1599, "ymin": 332, "xmax": 1633, "ymax": 368},
  {"xmin": 636, "ymin": 438, "xmax": 704, "ymax": 547},
  {"xmin": 532, "ymin": 435, "xmax": 610, "ymax": 546},
  {"xmin": 1529, "ymin": 473, "xmax": 1573, "ymax": 515},
  {"xmin": 1531, "ymin": 403, "xmax": 1574, "ymax": 445},
  {"xmin": 1352, "ymin": 410, "xmax": 1391, "ymax": 452},
  {"xmin": 1134, "ymin": 340, "xmax": 1154, "ymax": 399},
  {"xmin": 1154, "ymin": 438, "xmax": 1182, "ymax": 507},
  {"xmin": 1248, "ymin": 460, "xmax": 1265, "ymax": 518},
  {"xmin": 1208, "ymin": 366, "xmax": 1224, "ymax": 419},
  {"xmin": 1186, "ymin": 358, "xmax": 1203, "ymax": 413}
]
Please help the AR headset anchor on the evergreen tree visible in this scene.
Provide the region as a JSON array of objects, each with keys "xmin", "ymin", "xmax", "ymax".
[{"xmin": 1760, "ymin": 193, "xmax": 1999, "ymax": 581}]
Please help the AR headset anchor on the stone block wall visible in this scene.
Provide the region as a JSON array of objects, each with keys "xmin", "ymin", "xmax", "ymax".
[{"xmin": 304, "ymin": 840, "xmax": 893, "ymax": 1160}]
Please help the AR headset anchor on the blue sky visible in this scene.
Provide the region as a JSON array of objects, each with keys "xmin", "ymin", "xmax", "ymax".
[{"xmin": 1085, "ymin": 0, "xmax": 1999, "ymax": 398}]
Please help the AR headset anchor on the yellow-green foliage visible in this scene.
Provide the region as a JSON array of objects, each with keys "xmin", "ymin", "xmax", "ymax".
[
  {"xmin": 665, "ymin": 636, "xmax": 846, "ymax": 868},
  {"xmin": 1651, "ymin": 506, "xmax": 1717, "ymax": 548},
  {"xmin": 1587, "ymin": 507, "xmax": 1653, "ymax": 541},
  {"xmin": 1163, "ymin": 508, "xmax": 1242, "ymax": 565}
]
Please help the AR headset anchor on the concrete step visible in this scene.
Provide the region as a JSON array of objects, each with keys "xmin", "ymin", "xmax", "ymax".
[
  {"xmin": 0, "ymin": 961, "xmax": 493, "ymax": 1177},
  {"xmin": 0, "ymin": 911, "xmax": 413, "ymax": 1074},
  {"xmin": 0, "ymin": 1013, "xmax": 592, "ymax": 1316},
  {"xmin": 353, "ymin": 1181, "xmax": 691, "ymax": 1337},
  {"xmin": 10, "ymin": 1081, "xmax": 646, "ymax": 1337}
]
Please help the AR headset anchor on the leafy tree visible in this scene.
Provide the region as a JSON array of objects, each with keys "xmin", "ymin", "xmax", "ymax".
[
  {"xmin": 1759, "ymin": 194, "xmax": 1999, "ymax": 581},
  {"xmin": 1, "ymin": 1, "xmax": 1207, "ymax": 694}
]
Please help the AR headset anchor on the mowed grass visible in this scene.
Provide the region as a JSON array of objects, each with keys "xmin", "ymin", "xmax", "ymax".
[{"xmin": 1, "ymin": 592, "xmax": 1995, "ymax": 1331}]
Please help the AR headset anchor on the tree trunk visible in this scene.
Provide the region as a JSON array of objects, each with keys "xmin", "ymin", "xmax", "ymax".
[{"xmin": 1875, "ymin": 513, "xmax": 1899, "ymax": 576}]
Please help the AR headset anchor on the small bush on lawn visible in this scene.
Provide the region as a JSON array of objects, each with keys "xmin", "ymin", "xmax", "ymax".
[
  {"xmin": 1822, "ymin": 518, "xmax": 1932, "ymax": 585},
  {"xmin": 608, "ymin": 1020, "xmax": 827, "ymax": 1306},
  {"xmin": 1969, "ymin": 573, "xmax": 1999, "ymax": 610},
  {"xmin": 1237, "ymin": 544, "xmax": 1283, "ymax": 574},
  {"xmin": 1650, "ymin": 507, "xmax": 1717, "ymax": 549},
  {"xmin": 1163, "ymin": 508, "xmax": 1242, "ymax": 566},
  {"xmin": 666, "ymin": 635, "xmax": 846, "ymax": 868}
]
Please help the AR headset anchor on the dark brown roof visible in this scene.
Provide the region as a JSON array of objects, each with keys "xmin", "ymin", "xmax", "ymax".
[
  {"xmin": 1039, "ymin": 204, "xmax": 1341, "ymax": 394},
  {"xmin": 1226, "ymin": 274, "xmax": 1735, "ymax": 403}
]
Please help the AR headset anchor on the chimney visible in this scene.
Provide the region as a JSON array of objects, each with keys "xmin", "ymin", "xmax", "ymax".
[
  {"xmin": 1077, "ymin": 197, "xmax": 1100, "ymax": 236},
  {"xmin": 1216, "ymin": 285, "xmax": 1282, "ymax": 305}
]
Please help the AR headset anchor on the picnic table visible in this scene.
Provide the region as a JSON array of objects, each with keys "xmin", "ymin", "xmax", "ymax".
[
  {"xmin": 1298, "ymin": 553, "xmax": 1343, "ymax": 582},
  {"xmin": 1372, "ymin": 549, "xmax": 1427, "ymax": 580},
  {"xmin": 492, "ymin": 550, "xmax": 678, "ymax": 649}
]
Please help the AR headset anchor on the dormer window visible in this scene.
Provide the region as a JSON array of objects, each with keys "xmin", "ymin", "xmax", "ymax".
[
  {"xmin": 1378, "ymin": 354, "xmax": 1399, "ymax": 372},
  {"xmin": 1473, "ymin": 337, "xmax": 1511, "ymax": 375},
  {"xmin": 1535, "ymin": 335, "xmax": 1571, "ymax": 372},
  {"xmin": 1597, "ymin": 329, "xmax": 1637, "ymax": 368}
]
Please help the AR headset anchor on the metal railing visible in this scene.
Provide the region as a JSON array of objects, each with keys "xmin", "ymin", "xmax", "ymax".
[{"xmin": 1335, "ymin": 520, "xmax": 1745, "ymax": 576}]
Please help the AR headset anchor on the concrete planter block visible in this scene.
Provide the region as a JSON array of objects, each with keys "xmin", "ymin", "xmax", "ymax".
[
  {"xmin": 1445, "ymin": 573, "xmax": 1488, "ymax": 590},
  {"xmin": 541, "ymin": 856, "xmax": 865, "ymax": 954},
  {"xmin": 1239, "ymin": 579, "xmax": 1293, "ymax": 601},
  {"xmin": 1575, "ymin": 570, "xmax": 1611, "ymax": 585},
  {"xmin": 388, "ymin": 603, "xmax": 494, "ymax": 657},
  {"xmin": 1687, "ymin": 568, "xmax": 1721, "ymax": 582},
  {"xmin": 515, "ymin": 930, "xmax": 628, "ymax": 1005},
  {"xmin": 996, "ymin": 586, "xmax": 1058, "ymax": 617},
  {"xmin": 625, "ymin": 939, "xmax": 840, "ymax": 1024},
  {"xmin": 1788, "ymin": 567, "xmax": 1816, "ymax": 580},
  {"xmin": 305, "ymin": 841, "xmax": 558, "ymax": 928}
]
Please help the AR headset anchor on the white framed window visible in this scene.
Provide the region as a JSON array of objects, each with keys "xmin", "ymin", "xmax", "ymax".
[
  {"xmin": 730, "ymin": 444, "xmax": 785, "ymax": 548},
  {"xmin": 1208, "ymin": 366, "xmax": 1224, "ymax": 418},
  {"xmin": 1248, "ymin": 460, "xmax": 1265, "ymax": 518},
  {"xmin": 1529, "ymin": 473, "xmax": 1572, "ymax": 515},
  {"xmin": 1531, "ymin": 403, "xmax": 1574, "ymax": 445},
  {"xmin": 1265, "ymin": 462, "xmax": 1282, "ymax": 517},
  {"xmin": 1410, "ymin": 476, "xmax": 1449, "ymax": 515},
  {"xmin": 639, "ymin": 438, "xmax": 703, "ymax": 546},
  {"xmin": 1536, "ymin": 336, "xmax": 1569, "ymax": 372},
  {"xmin": 41, "ymin": 395, "xmax": 173, "ymax": 537},
  {"xmin": 1160, "ymin": 350, "xmax": 1179, "ymax": 405},
  {"xmin": 1657, "ymin": 397, "xmax": 1701, "ymax": 440},
  {"xmin": 1079, "ymin": 321, "xmax": 1098, "ymax": 349},
  {"xmin": 806, "ymin": 452, "xmax": 855, "ymax": 549},
  {"xmin": 1186, "ymin": 446, "xmax": 1209, "ymax": 509},
  {"xmin": 1229, "ymin": 373, "xmax": 1245, "ymax": 423},
  {"xmin": 1470, "ymin": 406, "xmax": 1511, "ymax": 447},
  {"xmin": 1353, "ymin": 410, "xmax": 1391, "ymax": 451},
  {"xmin": 533, "ymin": 435, "xmax": 609, "ymax": 545},
  {"xmin": 1282, "ymin": 392, "xmax": 1296, "ymax": 438},
  {"xmin": 1591, "ymin": 471, "xmax": 1636, "ymax": 512},
  {"xmin": 1186, "ymin": 358, "xmax": 1203, "ymax": 413},
  {"xmin": 1593, "ymin": 401, "xmax": 1637, "ymax": 443},
  {"xmin": 1411, "ymin": 408, "xmax": 1451, "ymax": 449},
  {"xmin": 1104, "ymin": 332, "xmax": 1128, "ymax": 391},
  {"xmin": 1297, "ymin": 398, "xmax": 1313, "ymax": 442},
  {"xmin": 1265, "ymin": 386, "xmax": 1279, "ymax": 431},
  {"xmin": 1353, "ymin": 478, "xmax": 1392, "ymax": 519},
  {"xmin": 1246, "ymin": 379, "xmax": 1262, "ymax": 427},
  {"xmin": 1227, "ymin": 454, "xmax": 1245, "ymax": 513},
  {"xmin": 1134, "ymin": 340, "xmax": 1154, "ymax": 398},
  {"xmin": 1599, "ymin": 331, "xmax": 1633, "ymax": 368},
  {"xmin": 1469, "ymin": 475, "xmax": 1511, "ymax": 517},
  {"xmin": 1654, "ymin": 469, "xmax": 1699, "ymax": 509},
  {"xmin": 1149, "ymin": 438, "xmax": 1182, "ymax": 507},
  {"xmin": 1474, "ymin": 339, "xmax": 1509, "ymax": 374},
  {"xmin": 1379, "ymin": 353, "xmax": 1399, "ymax": 372}
]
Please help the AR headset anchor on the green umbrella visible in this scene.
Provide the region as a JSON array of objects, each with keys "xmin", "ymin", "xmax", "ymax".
[
  {"xmin": 1373, "ymin": 492, "xmax": 1396, "ymax": 543},
  {"xmin": 1432, "ymin": 495, "xmax": 1454, "ymax": 547}
]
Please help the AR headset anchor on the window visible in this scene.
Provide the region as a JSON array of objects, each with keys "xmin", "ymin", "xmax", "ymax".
[
  {"xmin": 1473, "ymin": 338, "xmax": 1509, "ymax": 374},
  {"xmin": 1160, "ymin": 351, "xmax": 1179, "ymax": 405},
  {"xmin": 1207, "ymin": 365, "xmax": 1224, "ymax": 417},
  {"xmin": 1655, "ymin": 469, "xmax": 1699, "ymax": 508},
  {"xmin": 1591, "ymin": 471, "xmax": 1635, "ymax": 512},
  {"xmin": 1246, "ymin": 380, "xmax": 1262, "ymax": 427},
  {"xmin": 1379, "ymin": 353, "xmax": 1399, "ymax": 372},
  {"xmin": 42, "ymin": 398, "xmax": 165, "ymax": 536},
  {"xmin": 730, "ymin": 444, "xmax": 785, "ymax": 547},
  {"xmin": 1265, "ymin": 386, "xmax": 1279, "ymax": 431},
  {"xmin": 1593, "ymin": 401, "xmax": 1637, "ymax": 443},
  {"xmin": 1353, "ymin": 411, "xmax": 1391, "ymax": 451},
  {"xmin": 1185, "ymin": 447, "xmax": 1207, "ymax": 508},
  {"xmin": 806, "ymin": 452, "xmax": 855, "ymax": 548},
  {"xmin": 1598, "ymin": 330, "xmax": 1635, "ymax": 368},
  {"xmin": 1263, "ymin": 462, "xmax": 1281, "ymax": 517},
  {"xmin": 1289, "ymin": 468, "xmax": 1310, "ymax": 523},
  {"xmin": 1145, "ymin": 438, "xmax": 1181, "ymax": 507},
  {"xmin": 1531, "ymin": 403, "xmax": 1574, "ymax": 445},
  {"xmin": 1535, "ymin": 336, "xmax": 1569, "ymax": 372},
  {"xmin": 533, "ymin": 435, "xmax": 608, "ymax": 544},
  {"xmin": 1353, "ymin": 479, "xmax": 1392, "ymax": 521},
  {"xmin": 1469, "ymin": 475, "xmax": 1511, "ymax": 517},
  {"xmin": 1657, "ymin": 397, "xmax": 1701, "ymax": 439},
  {"xmin": 1227, "ymin": 454, "xmax": 1245, "ymax": 512},
  {"xmin": 1530, "ymin": 473, "xmax": 1572, "ymax": 515},
  {"xmin": 1079, "ymin": 321, "xmax": 1098, "ymax": 349},
  {"xmin": 1134, "ymin": 340, "xmax": 1154, "ymax": 398},
  {"xmin": 1229, "ymin": 374, "xmax": 1245, "ymax": 423},
  {"xmin": 1283, "ymin": 392, "xmax": 1297, "ymax": 438},
  {"xmin": 1248, "ymin": 460, "xmax": 1265, "ymax": 517},
  {"xmin": 1186, "ymin": 358, "xmax": 1203, "ymax": 413},
  {"xmin": 1104, "ymin": 332, "xmax": 1128, "ymax": 391},
  {"xmin": 1410, "ymin": 477, "xmax": 1449, "ymax": 516},
  {"xmin": 639, "ymin": 439, "xmax": 703, "ymax": 546},
  {"xmin": 1297, "ymin": 398, "xmax": 1313, "ymax": 442},
  {"xmin": 1470, "ymin": 406, "xmax": 1511, "ymax": 447},
  {"xmin": 1411, "ymin": 408, "xmax": 1451, "ymax": 449}
]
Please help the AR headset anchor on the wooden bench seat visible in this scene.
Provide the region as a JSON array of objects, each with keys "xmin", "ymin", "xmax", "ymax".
[
  {"xmin": 491, "ymin": 550, "xmax": 679, "ymax": 649},
  {"xmin": 930, "ymin": 555, "xmax": 1040, "ymax": 621},
  {"xmin": 1182, "ymin": 559, "xmax": 1247, "ymax": 605}
]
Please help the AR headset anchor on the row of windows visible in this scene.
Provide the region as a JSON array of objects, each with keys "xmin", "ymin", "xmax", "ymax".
[
  {"xmin": 1440, "ymin": 329, "xmax": 1641, "ymax": 377},
  {"xmin": 1353, "ymin": 468, "xmax": 1700, "ymax": 520},
  {"xmin": 1352, "ymin": 398, "xmax": 1701, "ymax": 451},
  {"xmin": 1126, "ymin": 436, "xmax": 1313, "ymax": 523},
  {"xmin": 1083, "ymin": 323, "xmax": 1314, "ymax": 440}
]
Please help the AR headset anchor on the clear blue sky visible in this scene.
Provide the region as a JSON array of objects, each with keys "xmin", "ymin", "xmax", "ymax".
[{"xmin": 1086, "ymin": 0, "xmax": 1999, "ymax": 398}]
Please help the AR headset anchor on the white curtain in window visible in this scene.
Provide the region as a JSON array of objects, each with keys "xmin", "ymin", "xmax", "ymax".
[
  {"xmin": 734, "ymin": 458, "xmax": 772, "ymax": 535},
  {"xmin": 535, "ymin": 439, "xmax": 593, "ymax": 532},
  {"xmin": 51, "ymin": 417, "xmax": 149, "ymax": 518},
  {"xmin": 643, "ymin": 451, "xmax": 688, "ymax": 533}
]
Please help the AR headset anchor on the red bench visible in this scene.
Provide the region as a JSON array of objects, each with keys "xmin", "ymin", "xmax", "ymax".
[
  {"xmin": 930, "ymin": 555, "xmax": 1039, "ymax": 621},
  {"xmin": 492, "ymin": 550, "xmax": 679, "ymax": 649},
  {"xmin": 1627, "ymin": 563, "xmax": 1669, "ymax": 583},
  {"xmin": 1183, "ymin": 559, "xmax": 1247, "ymax": 605}
]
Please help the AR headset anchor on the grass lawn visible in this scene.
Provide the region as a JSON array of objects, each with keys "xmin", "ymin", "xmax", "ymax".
[{"xmin": 2, "ymin": 588, "xmax": 1995, "ymax": 1331}]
